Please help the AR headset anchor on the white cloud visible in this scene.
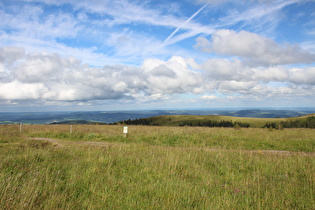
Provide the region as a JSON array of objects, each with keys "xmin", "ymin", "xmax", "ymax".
[
  {"xmin": 194, "ymin": 37, "xmax": 212, "ymax": 53},
  {"xmin": 218, "ymin": 81, "xmax": 258, "ymax": 93},
  {"xmin": 14, "ymin": 53, "xmax": 75, "ymax": 83},
  {"xmin": 3, "ymin": 0, "xmax": 302, "ymax": 70},
  {"xmin": 0, "ymin": 81, "xmax": 48, "ymax": 100},
  {"xmin": 0, "ymin": 63, "xmax": 4, "ymax": 73},
  {"xmin": 0, "ymin": 48, "xmax": 138, "ymax": 101},
  {"xmin": 251, "ymin": 66, "xmax": 315, "ymax": 85},
  {"xmin": 198, "ymin": 29, "xmax": 315, "ymax": 65},
  {"xmin": 0, "ymin": 46, "xmax": 25, "ymax": 66},
  {"xmin": 1, "ymin": 4, "xmax": 79, "ymax": 40},
  {"xmin": 106, "ymin": 29, "xmax": 169, "ymax": 60},
  {"xmin": 1, "ymin": 46, "xmax": 315, "ymax": 104},
  {"xmin": 201, "ymin": 95, "xmax": 218, "ymax": 100},
  {"xmin": 201, "ymin": 58, "xmax": 250, "ymax": 81},
  {"xmin": 142, "ymin": 56, "xmax": 202, "ymax": 95},
  {"xmin": 0, "ymin": 48, "xmax": 204, "ymax": 102},
  {"xmin": 252, "ymin": 66, "xmax": 289, "ymax": 82},
  {"xmin": 219, "ymin": 0, "xmax": 300, "ymax": 31},
  {"xmin": 289, "ymin": 67, "xmax": 315, "ymax": 85}
]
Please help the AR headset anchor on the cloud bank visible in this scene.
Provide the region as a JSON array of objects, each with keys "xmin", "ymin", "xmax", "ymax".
[
  {"xmin": 1, "ymin": 39, "xmax": 315, "ymax": 107},
  {"xmin": 1, "ymin": 0, "xmax": 315, "ymax": 109},
  {"xmin": 196, "ymin": 29, "xmax": 315, "ymax": 65}
]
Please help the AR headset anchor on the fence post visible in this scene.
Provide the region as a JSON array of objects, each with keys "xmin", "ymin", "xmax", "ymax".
[
  {"xmin": 20, "ymin": 123, "xmax": 23, "ymax": 133},
  {"xmin": 70, "ymin": 125, "xmax": 73, "ymax": 134},
  {"xmin": 123, "ymin": 126, "xmax": 128, "ymax": 137}
]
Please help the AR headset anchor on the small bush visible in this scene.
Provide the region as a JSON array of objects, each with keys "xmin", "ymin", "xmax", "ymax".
[{"xmin": 234, "ymin": 124, "xmax": 241, "ymax": 130}]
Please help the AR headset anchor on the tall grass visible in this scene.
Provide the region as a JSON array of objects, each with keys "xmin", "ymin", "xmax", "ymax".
[
  {"xmin": 25, "ymin": 125, "xmax": 315, "ymax": 152},
  {"xmin": 1, "ymin": 125, "xmax": 315, "ymax": 209}
]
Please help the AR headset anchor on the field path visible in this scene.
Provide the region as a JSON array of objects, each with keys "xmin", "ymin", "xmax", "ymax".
[
  {"xmin": 30, "ymin": 137, "xmax": 315, "ymax": 156},
  {"xmin": 30, "ymin": 137, "xmax": 123, "ymax": 147}
]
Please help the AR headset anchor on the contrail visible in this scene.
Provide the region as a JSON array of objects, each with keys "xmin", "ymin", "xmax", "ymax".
[{"xmin": 163, "ymin": 4, "xmax": 208, "ymax": 45}]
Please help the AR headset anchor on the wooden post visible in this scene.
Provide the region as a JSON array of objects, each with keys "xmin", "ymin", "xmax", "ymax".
[
  {"xmin": 70, "ymin": 125, "xmax": 73, "ymax": 134},
  {"xmin": 19, "ymin": 123, "xmax": 23, "ymax": 133},
  {"xmin": 123, "ymin": 126, "xmax": 128, "ymax": 137}
]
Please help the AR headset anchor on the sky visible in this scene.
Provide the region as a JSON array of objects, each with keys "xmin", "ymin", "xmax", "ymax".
[{"xmin": 0, "ymin": 0, "xmax": 315, "ymax": 111}]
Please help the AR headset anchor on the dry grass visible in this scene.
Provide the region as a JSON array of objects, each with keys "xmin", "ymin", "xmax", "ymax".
[
  {"xmin": 22, "ymin": 124, "xmax": 315, "ymax": 152},
  {"xmin": 1, "ymin": 124, "xmax": 315, "ymax": 209}
]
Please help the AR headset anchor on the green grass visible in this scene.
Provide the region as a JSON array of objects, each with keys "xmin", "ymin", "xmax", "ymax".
[
  {"xmin": 1, "ymin": 125, "xmax": 315, "ymax": 209},
  {"xmin": 145, "ymin": 114, "xmax": 315, "ymax": 128},
  {"xmin": 25, "ymin": 125, "xmax": 315, "ymax": 152},
  {"xmin": 145, "ymin": 115, "xmax": 282, "ymax": 127}
]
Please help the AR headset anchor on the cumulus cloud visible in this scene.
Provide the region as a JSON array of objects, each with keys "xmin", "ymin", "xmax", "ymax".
[
  {"xmin": 0, "ymin": 47, "xmax": 25, "ymax": 66},
  {"xmin": 1, "ymin": 45, "xmax": 315, "ymax": 106},
  {"xmin": 0, "ymin": 48, "xmax": 203, "ymax": 102},
  {"xmin": 0, "ymin": 47, "xmax": 139, "ymax": 101},
  {"xmin": 196, "ymin": 29, "xmax": 315, "ymax": 65},
  {"xmin": 289, "ymin": 67, "xmax": 315, "ymax": 85},
  {"xmin": 142, "ymin": 56, "xmax": 203, "ymax": 95},
  {"xmin": 0, "ymin": 81, "xmax": 48, "ymax": 100},
  {"xmin": 251, "ymin": 66, "xmax": 315, "ymax": 85},
  {"xmin": 201, "ymin": 58, "xmax": 251, "ymax": 81},
  {"xmin": 218, "ymin": 81, "xmax": 258, "ymax": 93},
  {"xmin": 200, "ymin": 56, "xmax": 315, "ymax": 84},
  {"xmin": 252, "ymin": 66, "xmax": 289, "ymax": 82},
  {"xmin": 194, "ymin": 37, "xmax": 212, "ymax": 53},
  {"xmin": 14, "ymin": 53, "xmax": 78, "ymax": 83}
]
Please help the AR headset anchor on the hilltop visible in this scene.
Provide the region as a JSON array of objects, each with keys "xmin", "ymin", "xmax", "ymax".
[{"xmin": 117, "ymin": 113, "xmax": 315, "ymax": 128}]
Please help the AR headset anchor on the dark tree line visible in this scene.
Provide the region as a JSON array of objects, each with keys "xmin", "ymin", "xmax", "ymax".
[
  {"xmin": 111, "ymin": 118, "xmax": 159, "ymax": 126},
  {"xmin": 113, "ymin": 116, "xmax": 315, "ymax": 128},
  {"xmin": 280, "ymin": 116, "xmax": 315, "ymax": 128},
  {"xmin": 111, "ymin": 118, "xmax": 251, "ymax": 128},
  {"xmin": 179, "ymin": 120, "xmax": 250, "ymax": 128},
  {"xmin": 262, "ymin": 117, "xmax": 315, "ymax": 129},
  {"xmin": 262, "ymin": 122, "xmax": 277, "ymax": 129}
]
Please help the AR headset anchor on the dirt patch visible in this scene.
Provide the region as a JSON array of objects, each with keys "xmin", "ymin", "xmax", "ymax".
[{"xmin": 30, "ymin": 137, "xmax": 119, "ymax": 148}]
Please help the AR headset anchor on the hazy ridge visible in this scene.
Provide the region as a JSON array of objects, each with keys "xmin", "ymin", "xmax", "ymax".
[{"xmin": 0, "ymin": 108, "xmax": 314, "ymax": 125}]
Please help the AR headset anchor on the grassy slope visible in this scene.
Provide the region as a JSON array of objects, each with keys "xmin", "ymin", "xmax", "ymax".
[
  {"xmin": 1, "ymin": 125, "xmax": 315, "ymax": 209},
  {"xmin": 25, "ymin": 124, "xmax": 315, "ymax": 152},
  {"xmin": 146, "ymin": 113, "xmax": 315, "ymax": 127}
]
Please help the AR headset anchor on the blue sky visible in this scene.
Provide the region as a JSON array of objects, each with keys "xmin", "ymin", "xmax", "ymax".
[{"xmin": 0, "ymin": 0, "xmax": 315, "ymax": 111}]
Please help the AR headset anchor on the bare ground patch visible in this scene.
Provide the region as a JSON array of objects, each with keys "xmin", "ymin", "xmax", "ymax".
[{"xmin": 30, "ymin": 137, "xmax": 123, "ymax": 148}]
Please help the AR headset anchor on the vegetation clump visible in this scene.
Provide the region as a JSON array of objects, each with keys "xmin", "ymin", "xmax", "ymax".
[
  {"xmin": 280, "ymin": 116, "xmax": 315, "ymax": 128},
  {"xmin": 113, "ymin": 118, "xmax": 251, "ymax": 128},
  {"xmin": 262, "ymin": 116, "xmax": 315, "ymax": 129},
  {"xmin": 113, "ymin": 118, "xmax": 159, "ymax": 126},
  {"xmin": 178, "ymin": 120, "xmax": 250, "ymax": 128},
  {"xmin": 262, "ymin": 122, "xmax": 277, "ymax": 129}
]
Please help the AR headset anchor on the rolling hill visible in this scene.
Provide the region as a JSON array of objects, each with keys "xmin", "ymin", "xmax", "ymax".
[{"xmin": 117, "ymin": 113, "xmax": 315, "ymax": 128}]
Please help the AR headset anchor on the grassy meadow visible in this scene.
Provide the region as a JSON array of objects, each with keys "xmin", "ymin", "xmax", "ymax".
[
  {"xmin": 141, "ymin": 113, "xmax": 315, "ymax": 128},
  {"xmin": 1, "ymin": 124, "xmax": 315, "ymax": 209}
]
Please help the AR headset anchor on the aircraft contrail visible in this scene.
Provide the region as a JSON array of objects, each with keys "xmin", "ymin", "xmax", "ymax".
[{"xmin": 163, "ymin": 4, "xmax": 208, "ymax": 45}]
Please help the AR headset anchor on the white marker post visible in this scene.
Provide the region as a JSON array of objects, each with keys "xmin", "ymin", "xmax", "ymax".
[{"xmin": 123, "ymin": 126, "xmax": 128, "ymax": 138}]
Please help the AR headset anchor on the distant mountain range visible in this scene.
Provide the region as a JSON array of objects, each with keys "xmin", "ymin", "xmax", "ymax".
[{"xmin": 0, "ymin": 109, "xmax": 314, "ymax": 124}]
